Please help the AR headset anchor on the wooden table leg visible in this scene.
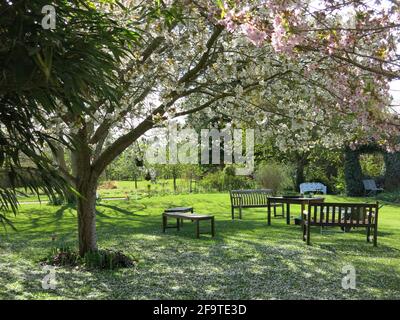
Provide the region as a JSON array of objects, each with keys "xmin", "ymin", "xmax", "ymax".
[
  {"xmin": 286, "ymin": 203, "xmax": 290, "ymax": 225},
  {"xmin": 306, "ymin": 220, "xmax": 311, "ymax": 245},
  {"xmin": 211, "ymin": 217, "xmax": 215, "ymax": 237},
  {"xmin": 267, "ymin": 200, "xmax": 271, "ymax": 225},
  {"xmin": 162, "ymin": 214, "xmax": 166, "ymax": 233},
  {"xmin": 177, "ymin": 218, "xmax": 180, "ymax": 231},
  {"xmin": 196, "ymin": 220, "xmax": 200, "ymax": 238}
]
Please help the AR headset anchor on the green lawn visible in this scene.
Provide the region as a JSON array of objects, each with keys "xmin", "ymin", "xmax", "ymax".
[
  {"xmin": 15, "ymin": 179, "xmax": 198, "ymax": 202},
  {"xmin": 1, "ymin": 193, "xmax": 399, "ymax": 300}
]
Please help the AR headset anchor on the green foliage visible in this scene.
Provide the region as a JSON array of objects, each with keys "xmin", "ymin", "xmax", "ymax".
[
  {"xmin": 304, "ymin": 165, "xmax": 346, "ymax": 194},
  {"xmin": 42, "ymin": 245, "xmax": 80, "ymax": 267},
  {"xmin": 223, "ymin": 165, "xmax": 236, "ymax": 177},
  {"xmin": 83, "ymin": 249, "xmax": 136, "ymax": 270},
  {"xmin": 105, "ymin": 148, "xmax": 142, "ymax": 181},
  {"xmin": 47, "ymin": 196, "xmax": 65, "ymax": 206},
  {"xmin": 377, "ymin": 190, "xmax": 400, "ymax": 203},
  {"xmin": 344, "ymin": 149, "xmax": 364, "ymax": 196},
  {"xmin": 360, "ymin": 153, "xmax": 385, "ymax": 177},
  {"xmin": 42, "ymin": 246, "xmax": 136, "ymax": 270},
  {"xmin": 255, "ymin": 163, "xmax": 291, "ymax": 194},
  {"xmin": 201, "ymin": 169, "xmax": 254, "ymax": 191},
  {"xmin": 0, "ymin": 0, "xmax": 138, "ymax": 223},
  {"xmin": 199, "ymin": 171, "xmax": 224, "ymax": 191},
  {"xmin": 384, "ymin": 151, "xmax": 400, "ymax": 191}
]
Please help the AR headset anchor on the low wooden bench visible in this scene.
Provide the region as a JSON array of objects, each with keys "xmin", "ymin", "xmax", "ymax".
[
  {"xmin": 230, "ymin": 189, "xmax": 284, "ymax": 219},
  {"xmin": 164, "ymin": 207, "xmax": 193, "ymax": 226},
  {"xmin": 162, "ymin": 212, "xmax": 215, "ymax": 238},
  {"xmin": 302, "ymin": 202, "xmax": 379, "ymax": 246}
]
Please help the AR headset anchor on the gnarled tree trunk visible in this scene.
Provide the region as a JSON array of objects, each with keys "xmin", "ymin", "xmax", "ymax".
[{"xmin": 73, "ymin": 127, "xmax": 99, "ymax": 256}]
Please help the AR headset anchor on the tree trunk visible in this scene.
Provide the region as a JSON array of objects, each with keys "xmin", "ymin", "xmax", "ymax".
[
  {"xmin": 295, "ymin": 161, "xmax": 305, "ymax": 192},
  {"xmin": 73, "ymin": 128, "xmax": 99, "ymax": 256},
  {"xmin": 77, "ymin": 180, "xmax": 98, "ymax": 256},
  {"xmin": 173, "ymin": 175, "xmax": 177, "ymax": 192}
]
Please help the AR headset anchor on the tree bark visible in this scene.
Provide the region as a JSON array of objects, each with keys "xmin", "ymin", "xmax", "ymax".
[
  {"xmin": 173, "ymin": 176, "xmax": 177, "ymax": 192},
  {"xmin": 295, "ymin": 155, "xmax": 308, "ymax": 192},
  {"xmin": 77, "ymin": 179, "xmax": 98, "ymax": 256},
  {"xmin": 295, "ymin": 162, "xmax": 305, "ymax": 192},
  {"xmin": 73, "ymin": 127, "xmax": 99, "ymax": 256}
]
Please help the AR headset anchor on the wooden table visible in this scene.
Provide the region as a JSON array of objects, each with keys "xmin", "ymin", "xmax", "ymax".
[
  {"xmin": 267, "ymin": 197, "xmax": 325, "ymax": 225},
  {"xmin": 162, "ymin": 212, "xmax": 215, "ymax": 238}
]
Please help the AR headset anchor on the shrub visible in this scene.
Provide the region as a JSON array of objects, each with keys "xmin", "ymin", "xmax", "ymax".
[
  {"xmin": 200, "ymin": 168, "xmax": 254, "ymax": 191},
  {"xmin": 83, "ymin": 249, "xmax": 136, "ymax": 270},
  {"xmin": 255, "ymin": 163, "xmax": 291, "ymax": 194},
  {"xmin": 42, "ymin": 245, "xmax": 80, "ymax": 267},
  {"xmin": 201, "ymin": 171, "xmax": 225, "ymax": 191},
  {"xmin": 377, "ymin": 190, "xmax": 400, "ymax": 203},
  {"xmin": 223, "ymin": 165, "xmax": 236, "ymax": 177},
  {"xmin": 41, "ymin": 247, "xmax": 136, "ymax": 270}
]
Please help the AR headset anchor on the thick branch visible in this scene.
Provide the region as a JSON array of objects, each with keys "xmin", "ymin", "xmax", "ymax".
[
  {"xmin": 178, "ymin": 26, "xmax": 223, "ymax": 84},
  {"xmin": 92, "ymin": 105, "xmax": 165, "ymax": 176}
]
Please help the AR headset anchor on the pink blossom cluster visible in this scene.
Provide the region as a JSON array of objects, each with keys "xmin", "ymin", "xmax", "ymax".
[
  {"xmin": 271, "ymin": 14, "xmax": 302, "ymax": 54},
  {"xmin": 241, "ymin": 23, "xmax": 267, "ymax": 47},
  {"xmin": 213, "ymin": 0, "xmax": 399, "ymax": 150}
]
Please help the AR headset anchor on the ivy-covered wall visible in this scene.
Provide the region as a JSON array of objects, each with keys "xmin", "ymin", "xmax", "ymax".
[
  {"xmin": 384, "ymin": 152, "xmax": 400, "ymax": 191},
  {"xmin": 344, "ymin": 142, "xmax": 400, "ymax": 195},
  {"xmin": 344, "ymin": 148, "xmax": 364, "ymax": 196}
]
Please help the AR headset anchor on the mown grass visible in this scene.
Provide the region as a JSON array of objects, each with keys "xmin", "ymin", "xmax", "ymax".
[
  {"xmin": 16, "ymin": 179, "xmax": 199, "ymax": 202},
  {"xmin": 0, "ymin": 192, "xmax": 399, "ymax": 300}
]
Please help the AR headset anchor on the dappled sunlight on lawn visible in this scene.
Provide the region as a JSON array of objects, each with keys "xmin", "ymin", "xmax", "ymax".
[{"xmin": 0, "ymin": 193, "xmax": 399, "ymax": 299}]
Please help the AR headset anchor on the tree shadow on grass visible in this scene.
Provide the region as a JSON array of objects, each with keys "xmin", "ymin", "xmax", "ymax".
[
  {"xmin": 97, "ymin": 203, "xmax": 147, "ymax": 216},
  {"xmin": 55, "ymin": 204, "xmax": 75, "ymax": 220},
  {"xmin": 3, "ymin": 204, "xmax": 400, "ymax": 300},
  {"xmin": 20, "ymin": 233, "xmax": 400, "ymax": 300}
]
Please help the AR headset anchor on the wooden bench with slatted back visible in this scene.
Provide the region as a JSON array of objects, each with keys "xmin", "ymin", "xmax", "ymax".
[
  {"xmin": 229, "ymin": 189, "xmax": 284, "ymax": 219},
  {"xmin": 302, "ymin": 202, "xmax": 379, "ymax": 246}
]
